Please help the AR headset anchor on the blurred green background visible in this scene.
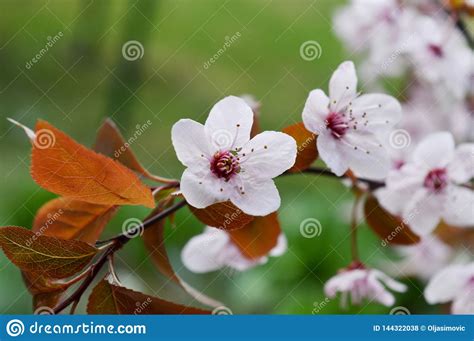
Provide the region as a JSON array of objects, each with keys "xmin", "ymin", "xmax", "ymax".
[{"xmin": 0, "ymin": 0, "xmax": 434, "ymax": 314}]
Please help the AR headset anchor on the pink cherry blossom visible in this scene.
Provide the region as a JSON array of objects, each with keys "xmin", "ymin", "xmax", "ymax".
[
  {"xmin": 302, "ymin": 61, "xmax": 402, "ymax": 179},
  {"xmin": 382, "ymin": 236, "xmax": 453, "ymax": 281},
  {"xmin": 425, "ymin": 263, "xmax": 474, "ymax": 314},
  {"xmin": 324, "ymin": 263, "xmax": 407, "ymax": 307},
  {"xmin": 172, "ymin": 96, "xmax": 297, "ymax": 216},
  {"xmin": 376, "ymin": 132, "xmax": 474, "ymax": 236}
]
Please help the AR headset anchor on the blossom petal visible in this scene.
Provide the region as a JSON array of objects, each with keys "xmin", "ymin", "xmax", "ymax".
[
  {"xmin": 443, "ymin": 185, "xmax": 474, "ymax": 228},
  {"xmin": 204, "ymin": 96, "xmax": 253, "ymax": 151},
  {"xmin": 329, "ymin": 61, "xmax": 358, "ymax": 111},
  {"xmin": 172, "ymin": 119, "xmax": 211, "ymax": 168},
  {"xmin": 342, "ymin": 131, "xmax": 390, "ymax": 180},
  {"xmin": 425, "ymin": 264, "xmax": 472, "ymax": 304},
  {"xmin": 412, "ymin": 132, "xmax": 455, "ymax": 169},
  {"xmin": 375, "ymin": 187, "xmax": 412, "ymax": 216},
  {"xmin": 269, "ymin": 233, "xmax": 288, "ymax": 257},
  {"xmin": 230, "ymin": 179, "xmax": 280, "ymax": 216},
  {"xmin": 350, "ymin": 93, "xmax": 402, "ymax": 131},
  {"xmin": 448, "ymin": 143, "xmax": 474, "ymax": 184},
  {"xmin": 367, "ymin": 274, "xmax": 395, "ymax": 306},
  {"xmin": 240, "ymin": 131, "xmax": 297, "ymax": 180},
  {"xmin": 373, "ymin": 269, "xmax": 407, "ymax": 293},
  {"xmin": 222, "ymin": 245, "xmax": 264, "ymax": 271},
  {"xmin": 181, "ymin": 228, "xmax": 230, "ymax": 273},
  {"xmin": 180, "ymin": 169, "xmax": 227, "ymax": 209},
  {"xmin": 451, "ymin": 289, "xmax": 474, "ymax": 314},
  {"xmin": 302, "ymin": 89, "xmax": 330, "ymax": 134},
  {"xmin": 403, "ymin": 188, "xmax": 443, "ymax": 236},
  {"xmin": 317, "ymin": 133, "xmax": 349, "ymax": 176},
  {"xmin": 324, "ymin": 269, "xmax": 366, "ymax": 298}
]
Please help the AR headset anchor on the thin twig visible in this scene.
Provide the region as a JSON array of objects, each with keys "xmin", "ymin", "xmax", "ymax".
[
  {"xmin": 54, "ymin": 200, "xmax": 188, "ymax": 314},
  {"xmin": 350, "ymin": 192, "xmax": 363, "ymax": 262},
  {"xmin": 285, "ymin": 167, "xmax": 384, "ymax": 190}
]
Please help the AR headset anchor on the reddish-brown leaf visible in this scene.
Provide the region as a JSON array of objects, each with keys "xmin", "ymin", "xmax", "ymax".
[
  {"xmin": 33, "ymin": 197, "xmax": 117, "ymax": 244},
  {"xmin": 190, "ymin": 201, "xmax": 254, "ymax": 231},
  {"xmin": 94, "ymin": 119, "xmax": 163, "ymax": 182},
  {"xmin": 435, "ymin": 222, "xmax": 474, "ymax": 248},
  {"xmin": 364, "ymin": 195, "xmax": 420, "ymax": 245},
  {"xmin": 229, "ymin": 212, "xmax": 281, "ymax": 259},
  {"xmin": 282, "ymin": 122, "xmax": 318, "ymax": 172},
  {"xmin": 0, "ymin": 226, "xmax": 98, "ymax": 279},
  {"xmin": 31, "ymin": 120, "xmax": 154, "ymax": 208},
  {"xmin": 87, "ymin": 278, "xmax": 211, "ymax": 314}
]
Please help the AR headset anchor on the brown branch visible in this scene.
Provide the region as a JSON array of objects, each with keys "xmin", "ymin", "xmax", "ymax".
[
  {"xmin": 54, "ymin": 200, "xmax": 187, "ymax": 314},
  {"xmin": 285, "ymin": 167, "xmax": 385, "ymax": 190}
]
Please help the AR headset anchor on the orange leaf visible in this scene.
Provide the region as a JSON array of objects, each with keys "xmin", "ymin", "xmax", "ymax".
[
  {"xmin": 282, "ymin": 122, "xmax": 318, "ymax": 172},
  {"xmin": 33, "ymin": 197, "xmax": 117, "ymax": 244},
  {"xmin": 190, "ymin": 201, "xmax": 254, "ymax": 231},
  {"xmin": 435, "ymin": 222, "xmax": 474, "ymax": 248},
  {"xmin": 87, "ymin": 278, "xmax": 211, "ymax": 314},
  {"xmin": 94, "ymin": 119, "xmax": 163, "ymax": 182},
  {"xmin": 143, "ymin": 200, "xmax": 223, "ymax": 308},
  {"xmin": 364, "ymin": 195, "xmax": 420, "ymax": 245},
  {"xmin": 229, "ymin": 212, "xmax": 281, "ymax": 259},
  {"xmin": 0, "ymin": 226, "xmax": 98, "ymax": 279},
  {"xmin": 31, "ymin": 120, "xmax": 154, "ymax": 208}
]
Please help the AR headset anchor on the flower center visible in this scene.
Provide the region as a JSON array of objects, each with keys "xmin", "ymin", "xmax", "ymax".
[
  {"xmin": 210, "ymin": 150, "xmax": 240, "ymax": 181},
  {"xmin": 428, "ymin": 44, "xmax": 444, "ymax": 58},
  {"xmin": 325, "ymin": 112, "xmax": 348, "ymax": 139},
  {"xmin": 423, "ymin": 168, "xmax": 448, "ymax": 192}
]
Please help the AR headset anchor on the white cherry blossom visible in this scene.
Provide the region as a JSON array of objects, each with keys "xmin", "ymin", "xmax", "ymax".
[
  {"xmin": 181, "ymin": 227, "xmax": 287, "ymax": 273},
  {"xmin": 376, "ymin": 132, "xmax": 474, "ymax": 236},
  {"xmin": 406, "ymin": 15, "xmax": 473, "ymax": 99},
  {"xmin": 425, "ymin": 263, "xmax": 474, "ymax": 314},
  {"xmin": 302, "ymin": 61, "xmax": 402, "ymax": 179},
  {"xmin": 383, "ymin": 236, "xmax": 453, "ymax": 281},
  {"xmin": 172, "ymin": 96, "xmax": 297, "ymax": 216},
  {"xmin": 324, "ymin": 264, "xmax": 407, "ymax": 307}
]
